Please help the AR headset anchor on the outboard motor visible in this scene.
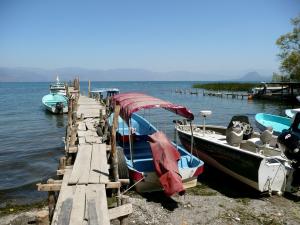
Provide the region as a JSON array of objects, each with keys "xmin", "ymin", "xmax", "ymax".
[
  {"xmin": 55, "ymin": 102, "xmax": 64, "ymax": 114},
  {"xmin": 278, "ymin": 120, "xmax": 300, "ymax": 187}
]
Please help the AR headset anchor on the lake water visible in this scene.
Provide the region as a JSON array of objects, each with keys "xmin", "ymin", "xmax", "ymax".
[{"xmin": 0, "ymin": 81, "xmax": 294, "ymax": 206}]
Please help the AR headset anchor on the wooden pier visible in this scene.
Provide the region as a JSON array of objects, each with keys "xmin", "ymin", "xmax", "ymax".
[
  {"xmin": 36, "ymin": 79, "xmax": 132, "ymax": 225},
  {"xmin": 203, "ymin": 91, "xmax": 249, "ymax": 100}
]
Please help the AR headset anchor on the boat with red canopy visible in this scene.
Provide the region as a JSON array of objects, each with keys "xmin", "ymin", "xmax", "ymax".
[{"xmin": 110, "ymin": 93, "xmax": 204, "ymax": 196}]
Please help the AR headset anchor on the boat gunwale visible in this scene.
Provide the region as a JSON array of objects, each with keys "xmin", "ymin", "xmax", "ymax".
[{"xmin": 176, "ymin": 124, "xmax": 284, "ymax": 160}]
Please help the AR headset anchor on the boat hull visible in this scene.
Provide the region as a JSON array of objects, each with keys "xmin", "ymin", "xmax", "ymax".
[
  {"xmin": 42, "ymin": 94, "xmax": 68, "ymax": 114},
  {"xmin": 255, "ymin": 113, "xmax": 291, "ymax": 135},
  {"xmin": 129, "ymin": 166, "xmax": 201, "ymax": 193},
  {"xmin": 113, "ymin": 113, "xmax": 204, "ymax": 194},
  {"xmin": 177, "ymin": 127, "xmax": 290, "ymax": 193}
]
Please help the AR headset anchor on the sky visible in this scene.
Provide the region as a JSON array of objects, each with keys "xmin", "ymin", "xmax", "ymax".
[{"xmin": 0, "ymin": 0, "xmax": 299, "ymax": 77}]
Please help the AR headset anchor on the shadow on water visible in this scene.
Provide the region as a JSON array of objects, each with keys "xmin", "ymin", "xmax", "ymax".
[
  {"xmin": 198, "ymin": 165, "xmax": 263, "ymax": 199},
  {"xmin": 43, "ymin": 109, "xmax": 65, "ymax": 128},
  {"xmin": 141, "ymin": 191, "xmax": 179, "ymax": 211}
]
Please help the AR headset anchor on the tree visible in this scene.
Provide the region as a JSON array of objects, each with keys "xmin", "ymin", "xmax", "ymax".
[{"xmin": 276, "ymin": 15, "xmax": 300, "ymax": 81}]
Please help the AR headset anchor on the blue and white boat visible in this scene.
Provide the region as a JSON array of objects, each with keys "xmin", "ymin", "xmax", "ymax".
[
  {"xmin": 110, "ymin": 93, "xmax": 204, "ymax": 196},
  {"xmin": 49, "ymin": 76, "xmax": 67, "ymax": 96},
  {"xmin": 255, "ymin": 113, "xmax": 291, "ymax": 135},
  {"xmin": 42, "ymin": 94, "xmax": 68, "ymax": 114}
]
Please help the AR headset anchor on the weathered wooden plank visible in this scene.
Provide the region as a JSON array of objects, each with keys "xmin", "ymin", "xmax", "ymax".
[
  {"xmin": 57, "ymin": 198, "xmax": 73, "ymax": 225},
  {"xmin": 77, "ymin": 122, "xmax": 87, "ymax": 131},
  {"xmin": 86, "ymin": 199, "xmax": 98, "ymax": 225},
  {"xmin": 83, "ymin": 118, "xmax": 95, "ymax": 123},
  {"xmin": 108, "ymin": 204, "xmax": 133, "ymax": 220},
  {"xmin": 86, "ymin": 122, "xmax": 96, "ymax": 131},
  {"xmin": 37, "ymin": 183, "xmax": 61, "ymax": 192},
  {"xmin": 51, "ymin": 169, "xmax": 74, "ymax": 225},
  {"xmin": 86, "ymin": 184, "xmax": 110, "ymax": 225},
  {"xmin": 89, "ymin": 144, "xmax": 109, "ymax": 184},
  {"xmin": 79, "ymin": 105, "xmax": 104, "ymax": 109},
  {"xmin": 68, "ymin": 146, "xmax": 78, "ymax": 153},
  {"xmin": 85, "ymin": 135, "xmax": 97, "ymax": 143},
  {"xmin": 69, "ymin": 185, "xmax": 86, "ymax": 225},
  {"xmin": 77, "ymin": 109, "xmax": 102, "ymax": 119},
  {"xmin": 79, "ymin": 137, "xmax": 85, "ymax": 144},
  {"xmin": 78, "ymin": 130, "xmax": 98, "ymax": 137},
  {"xmin": 106, "ymin": 182, "xmax": 121, "ymax": 189},
  {"xmin": 78, "ymin": 131, "xmax": 87, "ymax": 137},
  {"xmin": 68, "ymin": 145, "xmax": 92, "ymax": 185}
]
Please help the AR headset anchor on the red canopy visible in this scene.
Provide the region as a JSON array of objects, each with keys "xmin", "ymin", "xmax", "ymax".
[{"xmin": 112, "ymin": 92, "xmax": 194, "ymax": 122}]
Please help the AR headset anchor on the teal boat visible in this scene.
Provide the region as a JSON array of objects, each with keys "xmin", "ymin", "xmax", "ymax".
[
  {"xmin": 255, "ymin": 113, "xmax": 291, "ymax": 135},
  {"xmin": 42, "ymin": 94, "xmax": 68, "ymax": 114}
]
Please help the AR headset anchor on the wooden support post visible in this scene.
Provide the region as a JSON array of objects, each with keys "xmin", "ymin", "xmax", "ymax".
[
  {"xmin": 72, "ymin": 111, "xmax": 77, "ymax": 124},
  {"xmin": 66, "ymin": 154, "xmax": 73, "ymax": 166},
  {"xmin": 69, "ymin": 126, "xmax": 77, "ymax": 146},
  {"xmin": 88, "ymin": 80, "xmax": 91, "ymax": 97},
  {"xmin": 111, "ymin": 105, "xmax": 120, "ymax": 182},
  {"xmin": 36, "ymin": 210, "xmax": 49, "ymax": 225},
  {"xmin": 47, "ymin": 179, "xmax": 57, "ymax": 221},
  {"xmin": 59, "ymin": 156, "xmax": 66, "ymax": 170},
  {"xmin": 67, "ymin": 98, "xmax": 73, "ymax": 124},
  {"xmin": 119, "ymin": 195, "xmax": 130, "ymax": 225},
  {"xmin": 111, "ymin": 105, "xmax": 121, "ymax": 205}
]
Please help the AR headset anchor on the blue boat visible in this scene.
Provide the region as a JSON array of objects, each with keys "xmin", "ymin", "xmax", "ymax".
[
  {"xmin": 255, "ymin": 113, "xmax": 291, "ymax": 135},
  {"xmin": 110, "ymin": 93, "xmax": 204, "ymax": 195},
  {"xmin": 42, "ymin": 94, "xmax": 68, "ymax": 114}
]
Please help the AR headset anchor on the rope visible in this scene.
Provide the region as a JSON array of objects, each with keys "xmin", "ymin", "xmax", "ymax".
[{"xmin": 121, "ymin": 177, "xmax": 145, "ymax": 195}]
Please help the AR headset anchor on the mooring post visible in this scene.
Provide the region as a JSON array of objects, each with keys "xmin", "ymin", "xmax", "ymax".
[
  {"xmin": 47, "ymin": 179, "xmax": 57, "ymax": 221},
  {"xmin": 59, "ymin": 156, "xmax": 66, "ymax": 170},
  {"xmin": 111, "ymin": 104, "xmax": 121, "ymax": 205},
  {"xmin": 88, "ymin": 80, "xmax": 91, "ymax": 97}
]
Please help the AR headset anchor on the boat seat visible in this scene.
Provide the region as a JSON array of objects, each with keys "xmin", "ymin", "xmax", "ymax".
[
  {"xmin": 226, "ymin": 125, "xmax": 243, "ymax": 147},
  {"xmin": 241, "ymin": 128, "xmax": 275, "ymax": 153},
  {"xmin": 260, "ymin": 127, "xmax": 273, "ymax": 145}
]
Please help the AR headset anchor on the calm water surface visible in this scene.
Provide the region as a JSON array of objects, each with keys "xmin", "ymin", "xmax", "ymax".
[{"xmin": 0, "ymin": 81, "xmax": 295, "ymax": 206}]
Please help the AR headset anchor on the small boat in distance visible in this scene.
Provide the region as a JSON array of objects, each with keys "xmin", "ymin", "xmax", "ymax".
[
  {"xmin": 255, "ymin": 113, "xmax": 291, "ymax": 135},
  {"xmin": 176, "ymin": 112, "xmax": 299, "ymax": 194},
  {"xmin": 49, "ymin": 76, "xmax": 67, "ymax": 96},
  {"xmin": 110, "ymin": 93, "xmax": 204, "ymax": 196},
  {"xmin": 42, "ymin": 94, "xmax": 68, "ymax": 114},
  {"xmin": 248, "ymin": 82, "xmax": 300, "ymax": 103}
]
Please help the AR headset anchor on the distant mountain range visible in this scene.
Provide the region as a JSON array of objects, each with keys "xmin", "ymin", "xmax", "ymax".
[
  {"xmin": 0, "ymin": 67, "xmax": 272, "ymax": 82},
  {"xmin": 235, "ymin": 71, "xmax": 271, "ymax": 82}
]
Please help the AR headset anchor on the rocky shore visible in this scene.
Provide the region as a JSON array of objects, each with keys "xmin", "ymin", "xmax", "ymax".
[{"xmin": 2, "ymin": 168, "xmax": 299, "ymax": 225}]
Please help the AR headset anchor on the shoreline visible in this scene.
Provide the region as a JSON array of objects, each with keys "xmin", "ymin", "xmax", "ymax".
[
  {"xmin": 2, "ymin": 185, "xmax": 299, "ymax": 225},
  {"xmin": 2, "ymin": 167, "xmax": 300, "ymax": 225}
]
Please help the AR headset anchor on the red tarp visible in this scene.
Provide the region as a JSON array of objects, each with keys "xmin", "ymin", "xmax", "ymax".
[
  {"xmin": 148, "ymin": 131, "xmax": 185, "ymax": 196},
  {"xmin": 112, "ymin": 92, "xmax": 194, "ymax": 122}
]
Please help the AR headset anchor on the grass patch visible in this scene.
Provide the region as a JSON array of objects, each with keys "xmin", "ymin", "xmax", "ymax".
[
  {"xmin": 0, "ymin": 200, "xmax": 47, "ymax": 217},
  {"xmin": 107, "ymin": 196, "xmax": 118, "ymax": 208},
  {"xmin": 192, "ymin": 82, "xmax": 258, "ymax": 92},
  {"xmin": 187, "ymin": 184, "xmax": 218, "ymax": 196}
]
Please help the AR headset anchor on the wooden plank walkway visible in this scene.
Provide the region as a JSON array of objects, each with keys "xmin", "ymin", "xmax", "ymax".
[{"xmin": 47, "ymin": 94, "xmax": 131, "ymax": 225}]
